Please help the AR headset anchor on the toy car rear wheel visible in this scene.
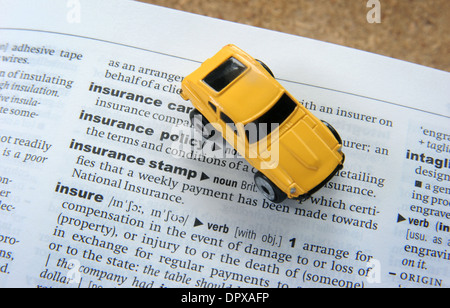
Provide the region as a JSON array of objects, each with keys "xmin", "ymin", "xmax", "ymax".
[
  {"xmin": 190, "ymin": 109, "xmax": 215, "ymax": 139},
  {"xmin": 321, "ymin": 120, "xmax": 342, "ymax": 144},
  {"xmin": 256, "ymin": 59, "xmax": 274, "ymax": 77},
  {"xmin": 254, "ymin": 171, "xmax": 287, "ymax": 203}
]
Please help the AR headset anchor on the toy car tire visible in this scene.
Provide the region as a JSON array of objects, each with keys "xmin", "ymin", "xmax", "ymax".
[
  {"xmin": 256, "ymin": 59, "xmax": 274, "ymax": 77},
  {"xmin": 254, "ymin": 171, "xmax": 287, "ymax": 203},
  {"xmin": 189, "ymin": 109, "xmax": 215, "ymax": 139},
  {"xmin": 321, "ymin": 120, "xmax": 342, "ymax": 144}
]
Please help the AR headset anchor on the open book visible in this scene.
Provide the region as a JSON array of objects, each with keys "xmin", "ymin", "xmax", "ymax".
[{"xmin": 0, "ymin": 0, "xmax": 449, "ymax": 289}]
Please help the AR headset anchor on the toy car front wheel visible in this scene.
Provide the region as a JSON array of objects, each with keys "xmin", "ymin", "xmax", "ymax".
[
  {"xmin": 254, "ymin": 171, "xmax": 287, "ymax": 203},
  {"xmin": 190, "ymin": 109, "xmax": 215, "ymax": 139}
]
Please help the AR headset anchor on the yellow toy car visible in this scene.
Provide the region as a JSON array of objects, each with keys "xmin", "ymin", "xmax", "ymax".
[{"xmin": 180, "ymin": 44, "xmax": 344, "ymax": 203}]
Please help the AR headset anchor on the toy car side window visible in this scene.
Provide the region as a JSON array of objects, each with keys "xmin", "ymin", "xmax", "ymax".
[
  {"xmin": 220, "ymin": 112, "xmax": 239, "ymax": 136},
  {"xmin": 208, "ymin": 101, "xmax": 217, "ymax": 112},
  {"xmin": 220, "ymin": 111, "xmax": 233, "ymax": 125},
  {"xmin": 203, "ymin": 57, "xmax": 247, "ymax": 92}
]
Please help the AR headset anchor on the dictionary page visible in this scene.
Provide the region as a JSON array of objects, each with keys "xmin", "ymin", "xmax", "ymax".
[{"xmin": 0, "ymin": 0, "xmax": 449, "ymax": 289}]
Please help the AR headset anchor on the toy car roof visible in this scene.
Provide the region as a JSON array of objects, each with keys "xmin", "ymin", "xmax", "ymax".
[{"xmin": 197, "ymin": 44, "xmax": 287, "ymax": 124}]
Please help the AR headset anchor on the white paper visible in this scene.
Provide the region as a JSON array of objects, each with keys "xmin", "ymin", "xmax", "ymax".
[{"xmin": 0, "ymin": 0, "xmax": 449, "ymax": 288}]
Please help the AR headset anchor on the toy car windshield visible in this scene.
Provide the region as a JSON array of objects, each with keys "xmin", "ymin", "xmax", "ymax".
[
  {"xmin": 245, "ymin": 93, "xmax": 297, "ymax": 143},
  {"xmin": 203, "ymin": 57, "xmax": 247, "ymax": 92}
]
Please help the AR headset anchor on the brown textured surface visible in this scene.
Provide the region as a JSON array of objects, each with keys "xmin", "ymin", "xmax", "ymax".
[{"xmin": 137, "ymin": 0, "xmax": 450, "ymax": 72}]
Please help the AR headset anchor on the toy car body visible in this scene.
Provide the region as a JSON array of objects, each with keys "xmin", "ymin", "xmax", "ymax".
[{"xmin": 180, "ymin": 44, "xmax": 344, "ymax": 202}]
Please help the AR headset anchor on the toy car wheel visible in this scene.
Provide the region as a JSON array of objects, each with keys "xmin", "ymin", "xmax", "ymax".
[
  {"xmin": 256, "ymin": 59, "xmax": 274, "ymax": 77},
  {"xmin": 254, "ymin": 171, "xmax": 287, "ymax": 203},
  {"xmin": 190, "ymin": 109, "xmax": 215, "ymax": 139},
  {"xmin": 321, "ymin": 120, "xmax": 342, "ymax": 144}
]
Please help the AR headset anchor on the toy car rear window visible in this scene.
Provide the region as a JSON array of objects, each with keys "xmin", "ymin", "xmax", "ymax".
[
  {"xmin": 245, "ymin": 93, "xmax": 297, "ymax": 143},
  {"xmin": 203, "ymin": 57, "xmax": 247, "ymax": 92}
]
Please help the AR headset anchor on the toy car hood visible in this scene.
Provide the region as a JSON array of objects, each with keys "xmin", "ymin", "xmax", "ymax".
[{"xmin": 280, "ymin": 120, "xmax": 341, "ymax": 194}]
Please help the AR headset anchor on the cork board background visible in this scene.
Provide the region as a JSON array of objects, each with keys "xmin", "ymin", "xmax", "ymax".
[{"xmin": 137, "ymin": 0, "xmax": 450, "ymax": 72}]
